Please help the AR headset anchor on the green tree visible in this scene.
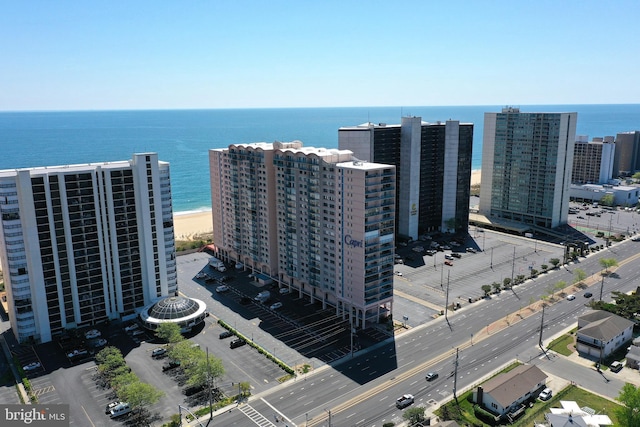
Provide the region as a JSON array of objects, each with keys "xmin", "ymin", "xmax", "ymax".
[
  {"xmin": 167, "ymin": 340, "xmax": 204, "ymax": 370},
  {"xmin": 481, "ymin": 284, "xmax": 492, "ymax": 297},
  {"xmin": 493, "ymin": 281, "xmax": 503, "ymax": 292},
  {"xmin": 599, "ymin": 258, "xmax": 618, "ymax": 275},
  {"xmin": 403, "ymin": 406, "xmax": 427, "ymax": 425},
  {"xmin": 155, "ymin": 322, "xmax": 184, "ymax": 343},
  {"xmin": 633, "ymin": 172, "xmax": 640, "ymax": 181},
  {"xmin": 503, "ymin": 278, "xmax": 511, "ymax": 289},
  {"xmin": 616, "ymin": 383, "xmax": 640, "ymax": 427},
  {"xmin": 118, "ymin": 380, "xmax": 164, "ymax": 413},
  {"xmin": 110, "ymin": 370, "xmax": 137, "ymax": 391},
  {"xmin": 541, "ymin": 264, "xmax": 548, "ymax": 271},
  {"xmin": 549, "ymin": 258, "xmax": 561, "ymax": 268},
  {"xmin": 554, "ymin": 280, "xmax": 567, "ymax": 294},
  {"xmin": 95, "ymin": 346, "xmax": 124, "ymax": 365},
  {"xmin": 573, "ymin": 268, "xmax": 587, "ymax": 285},
  {"xmin": 184, "ymin": 354, "xmax": 225, "ymax": 388},
  {"xmin": 600, "ymin": 193, "xmax": 615, "ymax": 207},
  {"xmin": 530, "ymin": 268, "xmax": 538, "ymax": 277}
]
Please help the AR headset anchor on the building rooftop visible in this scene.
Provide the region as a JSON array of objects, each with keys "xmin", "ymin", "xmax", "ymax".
[{"xmin": 481, "ymin": 364, "xmax": 547, "ymax": 409}]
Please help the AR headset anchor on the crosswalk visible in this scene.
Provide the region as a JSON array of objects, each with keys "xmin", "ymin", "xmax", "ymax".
[{"xmin": 238, "ymin": 404, "xmax": 279, "ymax": 427}]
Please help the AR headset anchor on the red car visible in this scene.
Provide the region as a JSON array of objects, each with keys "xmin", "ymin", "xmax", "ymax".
[{"xmin": 445, "ymin": 260, "xmax": 453, "ymax": 266}]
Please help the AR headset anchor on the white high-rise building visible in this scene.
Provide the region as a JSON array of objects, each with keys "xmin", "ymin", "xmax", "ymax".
[
  {"xmin": 210, "ymin": 141, "xmax": 395, "ymax": 328},
  {"xmin": 572, "ymin": 136, "xmax": 615, "ymax": 184},
  {"xmin": 0, "ymin": 153, "xmax": 177, "ymax": 343},
  {"xmin": 480, "ymin": 108, "xmax": 577, "ymax": 229}
]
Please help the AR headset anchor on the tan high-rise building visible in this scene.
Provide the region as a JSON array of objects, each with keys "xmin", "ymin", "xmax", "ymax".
[
  {"xmin": 571, "ymin": 136, "xmax": 615, "ymax": 184},
  {"xmin": 209, "ymin": 141, "xmax": 395, "ymax": 328}
]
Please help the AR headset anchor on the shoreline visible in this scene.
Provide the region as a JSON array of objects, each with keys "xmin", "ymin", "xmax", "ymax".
[{"xmin": 171, "ymin": 170, "xmax": 483, "ymax": 239}]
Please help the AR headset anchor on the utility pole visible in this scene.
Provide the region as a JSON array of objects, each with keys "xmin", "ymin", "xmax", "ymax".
[
  {"xmin": 599, "ymin": 274, "xmax": 605, "ymax": 301},
  {"xmin": 490, "ymin": 247, "xmax": 493, "ymax": 269},
  {"xmin": 206, "ymin": 348, "xmax": 213, "ymax": 424},
  {"xmin": 538, "ymin": 305, "xmax": 545, "ymax": 350},
  {"xmin": 453, "ymin": 348, "xmax": 459, "ymax": 404},
  {"xmin": 325, "ymin": 409, "xmax": 332, "ymax": 427},
  {"xmin": 510, "ymin": 246, "xmax": 516, "ymax": 285},
  {"xmin": 444, "ymin": 271, "xmax": 450, "ymax": 323}
]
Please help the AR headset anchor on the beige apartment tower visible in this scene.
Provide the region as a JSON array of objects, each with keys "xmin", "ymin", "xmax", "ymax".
[{"xmin": 209, "ymin": 141, "xmax": 395, "ymax": 328}]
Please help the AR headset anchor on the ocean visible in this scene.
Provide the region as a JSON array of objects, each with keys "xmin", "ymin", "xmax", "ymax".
[{"xmin": 1, "ymin": 105, "xmax": 638, "ymax": 213}]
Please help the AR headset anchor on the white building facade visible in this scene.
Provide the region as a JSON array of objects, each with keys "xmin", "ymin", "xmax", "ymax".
[
  {"xmin": 0, "ymin": 153, "xmax": 177, "ymax": 343},
  {"xmin": 210, "ymin": 141, "xmax": 395, "ymax": 328},
  {"xmin": 480, "ymin": 108, "xmax": 577, "ymax": 229}
]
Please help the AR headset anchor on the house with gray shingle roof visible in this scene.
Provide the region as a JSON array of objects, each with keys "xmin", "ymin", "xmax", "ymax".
[
  {"xmin": 576, "ymin": 310, "xmax": 633, "ymax": 360},
  {"xmin": 473, "ymin": 364, "xmax": 547, "ymax": 417}
]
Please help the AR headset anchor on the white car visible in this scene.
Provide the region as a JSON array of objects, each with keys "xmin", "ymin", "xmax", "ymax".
[
  {"xmin": 444, "ymin": 254, "xmax": 454, "ymax": 260},
  {"xmin": 124, "ymin": 323, "xmax": 139, "ymax": 332},
  {"xmin": 278, "ymin": 287, "xmax": 290, "ymax": 295},
  {"xmin": 195, "ymin": 272, "xmax": 207, "ymax": 279},
  {"xmin": 270, "ymin": 302, "xmax": 283, "ymax": 310},
  {"xmin": 151, "ymin": 347, "xmax": 167, "ymax": 358},
  {"xmin": 396, "ymin": 394, "xmax": 414, "ymax": 408},
  {"xmin": 88, "ymin": 338, "xmax": 107, "ymax": 348},
  {"xmin": 84, "ymin": 329, "xmax": 101, "ymax": 339},
  {"xmin": 216, "ymin": 285, "xmax": 229, "ymax": 293},
  {"xmin": 538, "ymin": 388, "xmax": 552, "ymax": 401},
  {"xmin": 23, "ymin": 362, "xmax": 41, "ymax": 372},
  {"xmin": 566, "ymin": 294, "xmax": 576, "ymax": 301}
]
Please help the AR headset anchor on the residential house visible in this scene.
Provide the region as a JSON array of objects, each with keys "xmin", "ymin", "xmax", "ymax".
[
  {"xmin": 625, "ymin": 336, "xmax": 640, "ymax": 369},
  {"xmin": 546, "ymin": 400, "xmax": 613, "ymax": 426},
  {"xmin": 473, "ymin": 364, "xmax": 547, "ymax": 417},
  {"xmin": 576, "ymin": 310, "xmax": 633, "ymax": 360}
]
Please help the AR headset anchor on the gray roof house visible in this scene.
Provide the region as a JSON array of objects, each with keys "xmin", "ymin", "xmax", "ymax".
[
  {"xmin": 625, "ymin": 337, "xmax": 640, "ymax": 369},
  {"xmin": 576, "ymin": 310, "xmax": 633, "ymax": 360},
  {"xmin": 473, "ymin": 364, "xmax": 547, "ymax": 417}
]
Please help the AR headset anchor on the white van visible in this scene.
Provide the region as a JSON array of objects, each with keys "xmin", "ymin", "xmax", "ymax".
[{"xmin": 109, "ymin": 403, "xmax": 131, "ymax": 418}]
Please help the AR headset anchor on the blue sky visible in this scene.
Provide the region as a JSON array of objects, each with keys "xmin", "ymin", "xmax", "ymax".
[{"xmin": 2, "ymin": 0, "xmax": 639, "ymax": 111}]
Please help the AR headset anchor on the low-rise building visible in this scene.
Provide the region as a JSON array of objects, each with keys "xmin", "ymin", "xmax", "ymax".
[
  {"xmin": 473, "ymin": 364, "xmax": 547, "ymax": 417},
  {"xmin": 576, "ymin": 310, "xmax": 633, "ymax": 360}
]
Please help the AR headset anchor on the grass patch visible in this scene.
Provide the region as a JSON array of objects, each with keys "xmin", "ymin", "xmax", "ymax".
[{"xmin": 548, "ymin": 334, "xmax": 575, "ymax": 356}]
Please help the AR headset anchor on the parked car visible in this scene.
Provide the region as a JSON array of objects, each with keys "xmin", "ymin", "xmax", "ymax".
[
  {"xmin": 162, "ymin": 360, "xmax": 181, "ymax": 371},
  {"xmin": 466, "ymin": 247, "xmax": 477, "ymax": 253},
  {"xmin": 394, "ymin": 271, "xmax": 403, "ymax": 276},
  {"xmin": 230, "ymin": 338, "xmax": 246, "ymax": 349},
  {"xmin": 219, "ymin": 331, "xmax": 233, "ymax": 339},
  {"xmin": 216, "ymin": 285, "xmax": 229, "ymax": 293},
  {"xmin": 151, "ymin": 347, "xmax": 167, "ymax": 358},
  {"xmin": 610, "ymin": 361, "xmax": 623, "ymax": 372},
  {"xmin": 84, "ymin": 329, "xmax": 101, "ymax": 339},
  {"xmin": 538, "ymin": 388, "xmax": 552, "ymax": 401},
  {"xmin": 23, "ymin": 362, "xmax": 41, "ymax": 372},
  {"xmin": 444, "ymin": 254, "xmax": 453, "ymax": 260},
  {"xmin": 109, "ymin": 402, "xmax": 131, "ymax": 418},
  {"xmin": 425, "ymin": 372, "xmax": 439, "ymax": 381},
  {"xmin": 270, "ymin": 302, "xmax": 283, "ymax": 310},
  {"xmin": 445, "ymin": 260, "xmax": 453, "ymax": 266},
  {"xmin": 279, "ymin": 287, "xmax": 290, "ymax": 295},
  {"xmin": 88, "ymin": 338, "xmax": 107, "ymax": 348},
  {"xmin": 183, "ymin": 384, "xmax": 206, "ymax": 396},
  {"xmin": 396, "ymin": 394, "xmax": 414, "ymax": 408},
  {"xmin": 105, "ymin": 401, "xmax": 123, "ymax": 414},
  {"xmin": 195, "ymin": 272, "xmax": 207, "ymax": 279},
  {"xmin": 124, "ymin": 323, "xmax": 139, "ymax": 332},
  {"xmin": 451, "ymin": 253, "xmax": 462, "ymax": 258}
]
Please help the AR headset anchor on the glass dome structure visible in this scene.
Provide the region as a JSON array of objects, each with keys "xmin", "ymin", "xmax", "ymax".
[{"xmin": 140, "ymin": 295, "xmax": 207, "ymax": 332}]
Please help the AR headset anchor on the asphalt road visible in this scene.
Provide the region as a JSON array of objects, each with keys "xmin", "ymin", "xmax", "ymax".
[{"xmin": 203, "ymin": 236, "xmax": 640, "ymax": 427}]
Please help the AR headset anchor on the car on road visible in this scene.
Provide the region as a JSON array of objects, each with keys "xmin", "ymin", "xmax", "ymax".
[
  {"xmin": 23, "ymin": 362, "xmax": 41, "ymax": 372},
  {"xmin": 425, "ymin": 372, "xmax": 439, "ymax": 381},
  {"xmin": 151, "ymin": 347, "xmax": 167, "ymax": 358},
  {"xmin": 584, "ymin": 292, "xmax": 593, "ymax": 298},
  {"xmin": 216, "ymin": 285, "xmax": 229, "ymax": 293},
  {"xmin": 270, "ymin": 302, "xmax": 283, "ymax": 310},
  {"xmin": 538, "ymin": 388, "xmax": 552, "ymax": 401},
  {"xmin": 219, "ymin": 331, "xmax": 233, "ymax": 339},
  {"xmin": 444, "ymin": 260, "xmax": 453, "ymax": 266},
  {"xmin": 396, "ymin": 394, "xmax": 414, "ymax": 408},
  {"xmin": 566, "ymin": 294, "xmax": 576, "ymax": 301},
  {"xmin": 230, "ymin": 338, "xmax": 246, "ymax": 349},
  {"xmin": 610, "ymin": 361, "xmax": 623, "ymax": 372},
  {"xmin": 84, "ymin": 329, "xmax": 101, "ymax": 339}
]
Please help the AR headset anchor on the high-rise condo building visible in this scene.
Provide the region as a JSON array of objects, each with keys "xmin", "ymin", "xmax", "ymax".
[
  {"xmin": 338, "ymin": 117, "xmax": 473, "ymax": 240},
  {"xmin": 209, "ymin": 141, "xmax": 395, "ymax": 328},
  {"xmin": 613, "ymin": 131, "xmax": 640, "ymax": 177},
  {"xmin": 0, "ymin": 153, "xmax": 177, "ymax": 343},
  {"xmin": 479, "ymin": 108, "xmax": 577, "ymax": 229},
  {"xmin": 571, "ymin": 136, "xmax": 615, "ymax": 184}
]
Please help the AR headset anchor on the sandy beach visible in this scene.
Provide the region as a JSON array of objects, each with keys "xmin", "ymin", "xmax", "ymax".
[
  {"xmin": 471, "ymin": 169, "xmax": 481, "ymax": 186},
  {"xmin": 173, "ymin": 211, "xmax": 213, "ymax": 240}
]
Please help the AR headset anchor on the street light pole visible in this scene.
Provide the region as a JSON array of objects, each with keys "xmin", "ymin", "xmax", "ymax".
[{"xmin": 325, "ymin": 409, "xmax": 332, "ymax": 427}]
